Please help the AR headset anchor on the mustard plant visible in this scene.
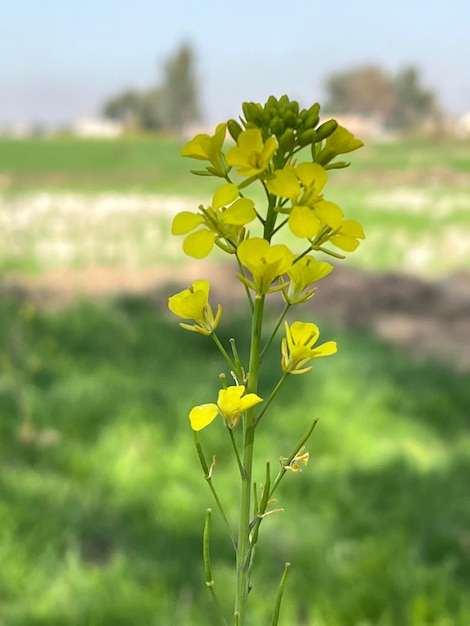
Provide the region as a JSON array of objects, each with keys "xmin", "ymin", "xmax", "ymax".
[{"xmin": 168, "ymin": 95, "xmax": 365, "ymax": 625}]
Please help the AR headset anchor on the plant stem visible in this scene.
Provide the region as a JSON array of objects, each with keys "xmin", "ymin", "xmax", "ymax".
[
  {"xmin": 254, "ymin": 373, "xmax": 289, "ymax": 427},
  {"xmin": 204, "ymin": 508, "xmax": 229, "ymax": 626},
  {"xmin": 260, "ymin": 302, "xmax": 291, "ymax": 360},
  {"xmin": 194, "ymin": 431, "xmax": 237, "ymax": 550},
  {"xmin": 234, "ymin": 292, "xmax": 265, "ymax": 624},
  {"xmin": 271, "ymin": 562, "xmax": 291, "ymax": 626},
  {"xmin": 212, "ymin": 333, "xmax": 236, "ymax": 371}
]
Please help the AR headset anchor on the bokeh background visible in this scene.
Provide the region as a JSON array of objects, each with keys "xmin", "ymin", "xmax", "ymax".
[{"xmin": 1, "ymin": 2, "xmax": 469, "ymax": 625}]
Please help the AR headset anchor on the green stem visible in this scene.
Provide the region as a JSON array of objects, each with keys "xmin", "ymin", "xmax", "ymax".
[
  {"xmin": 227, "ymin": 426, "xmax": 244, "ymax": 478},
  {"xmin": 260, "ymin": 302, "xmax": 291, "ymax": 360},
  {"xmin": 194, "ymin": 431, "xmax": 237, "ymax": 550},
  {"xmin": 271, "ymin": 562, "xmax": 291, "ymax": 626},
  {"xmin": 263, "ymin": 188, "xmax": 278, "ymax": 242},
  {"xmin": 254, "ymin": 373, "xmax": 289, "ymax": 427},
  {"xmin": 269, "ymin": 416, "xmax": 319, "ymax": 499},
  {"xmin": 212, "ymin": 333, "xmax": 236, "ymax": 372},
  {"xmin": 204, "ymin": 508, "xmax": 229, "ymax": 626},
  {"xmin": 234, "ymin": 293, "xmax": 265, "ymax": 625}
]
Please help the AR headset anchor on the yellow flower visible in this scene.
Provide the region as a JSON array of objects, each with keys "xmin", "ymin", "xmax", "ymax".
[
  {"xmin": 189, "ymin": 385, "xmax": 263, "ymax": 431},
  {"xmin": 181, "ymin": 123, "xmax": 229, "ymax": 176},
  {"xmin": 308, "ymin": 200, "xmax": 365, "ymax": 252},
  {"xmin": 168, "ymin": 280, "xmax": 222, "ymax": 336},
  {"xmin": 282, "ymin": 256, "xmax": 333, "ymax": 305},
  {"xmin": 329, "ymin": 219, "xmax": 366, "ymax": 252},
  {"xmin": 237, "ymin": 238, "xmax": 294, "ymax": 294},
  {"xmin": 265, "ymin": 167, "xmax": 300, "ymax": 199},
  {"xmin": 281, "ymin": 321, "xmax": 337, "ymax": 375},
  {"xmin": 171, "ymin": 183, "xmax": 256, "ymax": 258},
  {"xmin": 324, "ymin": 125, "xmax": 364, "ymax": 155},
  {"xmin": 226, "ymin": 129, "xmax": 277, "ymax": 176}
]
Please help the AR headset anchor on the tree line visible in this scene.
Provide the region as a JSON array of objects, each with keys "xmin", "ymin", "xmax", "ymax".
[
  {"xmin": 102, "ymin": 43, "xmax": 200, "ymax": 134},
  {"xmin": 102, "ymin": 44, "xmax": 439, "ymax": 134},
  {"xmin": 325, "ymin": 65, "xmax": 439, "ymax": 131}
]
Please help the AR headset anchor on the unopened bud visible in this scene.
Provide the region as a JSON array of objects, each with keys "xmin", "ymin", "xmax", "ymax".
[
  {"xmin": 313, "ymin": 119, "xmax": 338, "ymax": 142},
  {"xmin": 283, "ymin": 110, "xmax": 296, "ymax": 128},
  {"xmin": 242, "ymin": 101, "xmax": 263, "ymax": 125},
  {"xmin": 270, "ymin": 117, "xmax": 284, "ymax": 136},
  {"xmin": 314, "ymin": 147, "xmax": 336, "ymax": 166},
  {"xmin": 227, "ymin": 119, "xmax": 243, "ymax": 142},
  {"xmin": 304, "ymin": 109, "xmax": 320, "ymax": 131},
  {"xmin": 298, "ymin": 128, "xmax": 316, "ymax": 147},
  {"xmin": 278, "ymin": 128, "xmax": 296, "ymax": 153}
]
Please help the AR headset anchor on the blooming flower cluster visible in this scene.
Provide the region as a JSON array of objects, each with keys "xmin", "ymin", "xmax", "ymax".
[
  {"xmin": 169, "ymin": 95, "xmax": 365, "ymax": 432},
  {"xmin": 168, "ymin": 95, "xmax": 366, "ymax": 625}
]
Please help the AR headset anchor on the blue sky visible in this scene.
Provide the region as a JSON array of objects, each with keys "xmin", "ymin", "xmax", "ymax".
[{"xmin": 1, "ymin": 0, "xmax": 469, "ymax": 127}]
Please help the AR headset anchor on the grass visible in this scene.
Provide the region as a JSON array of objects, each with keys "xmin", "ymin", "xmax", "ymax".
[
  {"xmin": 1, "ymin": 136, "xmax": 469, "ymax": 277},
  {"xmin": 1, "ymin": 292, "xmax": 469, "ymax": 625},
  {"xmin": 0, "ymin": 133, "xmax": 469, "ymax": 623},
  {"xmin": 0, "ymin": 136, "xmax": 215, "ymax": 196}
]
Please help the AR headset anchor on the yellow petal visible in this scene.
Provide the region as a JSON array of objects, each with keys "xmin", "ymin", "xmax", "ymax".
[
  {"xmin": 237, "ymin": 128, "xmax": 264, "ymax": 154},
  {"xmin": 330, "ymin": 235, "xmax": 360, "ymax": 252},
  {"xmin": 183, "ymin": 229, "xmax": 215, "ymax": 258},
  {"xmin": 325, "ymin": 126, "xmax": 364, "ymax": 155},
  {"xmin": 266, "ymin": 169, "xmax": 300, "ymax": 198},
  {"xmin": 168, "ymin": 286, "xmax": 206, "ymax": 320},
  {"xmin": 212, "ymin": 183, "xmax": 239, "ymax": 211},
  {"xmin": 239, "ymin": 392, "xmax": 263, "ymax": 412},
  {"xmin": 189, "ymin": 404, "xmax": 219, "ymax": 431},
  {"xmin": 181, "ymin": 135, "xmax": 212, "ymax": 160},
  {"xmin": 311, "ymin": 341, "xmax": 337, "ymax": 357},
  {"xmin": 340, "ymin": 220, "xmax": 366, "ymax": 239},
  {"xmin": 216, "ymin": 385, "xmax": 245, "ymax": 414},
  {"xmin": 221, "ymin": 198, "xmax": 256, "ymax": 225},
  {"xmin": 296, "ymin": 162, "xmax": 328, "ymax": 192},
  {"xmin": 289, "ymin": 321, "xmax": 320, "ymax": 348},
  {"xmin": 191, "ymin": 279, "xmax": 210, "ymax": 297},
  {"xmin": 172, "ymin": 212, "xmax": 204, "ymax": 235},
  {"xmin": 314, "ymin": 200, "xmax": 344, "ymax": 230},
  {"xmin": 289, "ymin": 206, "xmax": 320, "ymax": 239}
]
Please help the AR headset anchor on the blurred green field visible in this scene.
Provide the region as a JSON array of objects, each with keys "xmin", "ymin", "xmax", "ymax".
[
  {"xmin": 1, "ymin": 294, "xmax": 470, "ymax": 626},
  {"xmin": 0, "ymin": 136, "xmax": 469, "ymax": 625},
  {"xmin": 1, "ymin": 136, "xmax": 470, "ymax": 276},
  {"xmin": 1, "ymin": 136, "xmax": 470, "ymax": 193}
]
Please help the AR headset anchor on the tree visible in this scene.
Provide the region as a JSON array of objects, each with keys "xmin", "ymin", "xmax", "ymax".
[
  {"xmin": 390, "ymin": 67, "xmax": 438, "ymax": 130},
  {"xmin": 102, "ymin": 90, "xmax": 143, "ymax": 127},
  {"xmin": 325, "ymin": 65, "xmax": 439, "ymax": 131},
  {"xmin": 162, "ymin": 43, "xmax": 200, "ymax": 133},
  {"xmin": 326, "ymin": 66, "xmax": 396, "ymax": 120},
  {"xmin": 101, "ymin": 43, "xmax": 200, "ymax": 134}
]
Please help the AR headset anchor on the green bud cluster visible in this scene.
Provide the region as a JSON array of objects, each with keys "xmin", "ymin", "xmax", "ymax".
[{"xmin": 227, "ymin": 95, "xmax": 339, "ymax": 168}]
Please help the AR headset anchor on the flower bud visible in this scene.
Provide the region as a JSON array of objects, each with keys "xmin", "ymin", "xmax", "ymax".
[
  {"xmin": 242, "ymin": 101, "xmax": 263, "ymax": 125},
  {"xmin": 314, "ymin": 147, "xmax": 336, "ymax": 165},
  {"xmin": 227, "ymin": 119, "xmax": 243, "ymax": 142},
  {"xmin": 304, "ymin": 109, "xmax": 320, "ymax": 131},
  {"xmin": 278, "ymin": 128, "xmax": 296, "ymax": 153},
  {"xmin": 298, "ymin": 128, "xmax": 316, "ymax": 147},
  {"xmin": 283, "ymin": 110, "xmax": 296, "ymax": 128},
  {"xmin": 313, "ymin": 119, "xmax": 338, "ymax": 142},
  {"xmin": 270, "ymin": 117, "xmax": 284, "ymax": 136}
]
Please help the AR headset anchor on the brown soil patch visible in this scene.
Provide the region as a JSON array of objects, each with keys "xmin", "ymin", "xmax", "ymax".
[{"xmin": 3, "ymin": 264, "xmax": 470, "ymax": 371}]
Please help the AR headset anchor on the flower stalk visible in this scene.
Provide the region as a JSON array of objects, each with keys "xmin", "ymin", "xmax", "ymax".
[{"xmin": 168, "ymin": 95, "xmax": 365, "ymax": 625}]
